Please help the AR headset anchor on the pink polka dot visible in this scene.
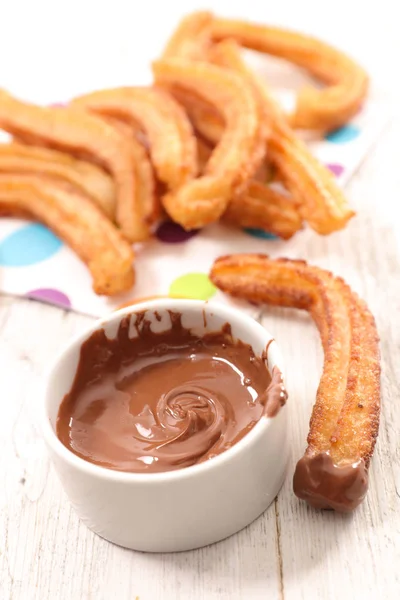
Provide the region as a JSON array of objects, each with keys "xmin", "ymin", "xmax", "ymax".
[
  {"xmin": 156, "ymin": 221, "xmax": 199, "ymax": 243},
  {"xmin": 326, "ymin": 163, "xmax": 345, "ymax": 177},
  {"xmin": 26, "ymin": 288, "xmax": 71, "ymax": 309}
]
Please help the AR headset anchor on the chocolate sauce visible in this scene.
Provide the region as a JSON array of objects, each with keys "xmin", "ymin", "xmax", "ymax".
[
  {"xmin": 263, "ymin": 367, "xmax": 288, "ymax": 418},
  {"xmin": 293, "ymin": 452, "xmax": 369, "ymax": 512},
  {"xmin": 57, "ymin": 311, "xmax": 285, "ymax": 474}
]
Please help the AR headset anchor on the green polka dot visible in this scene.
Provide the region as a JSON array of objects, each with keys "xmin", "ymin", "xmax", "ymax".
[{"xmin": 169, "ymin": 273, "xmax": 217, "ymax": 300}]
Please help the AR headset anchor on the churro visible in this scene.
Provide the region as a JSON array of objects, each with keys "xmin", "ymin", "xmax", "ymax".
[
  {"xmin": 211, "ymin": 16, "xmax": 369, "ymax": 131},
  {"xmin": 153, "ymin": 58, "xmax": 265, "ymax": 229},
  {"xmin": 0, "ymin": 143, "xmax": 115, "ymax": 217},
  {"xmin": 0, "ymin": 175, "xmax": 134, "ymax": 295},
  {"xmin": 210, "ymin": 254, "xmax": 380, "ymax": 511}
]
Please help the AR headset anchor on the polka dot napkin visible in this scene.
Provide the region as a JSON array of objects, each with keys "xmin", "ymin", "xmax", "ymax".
[{"xmin": 0, "ymin": 99, "xmax": 386, "ymax": 317}]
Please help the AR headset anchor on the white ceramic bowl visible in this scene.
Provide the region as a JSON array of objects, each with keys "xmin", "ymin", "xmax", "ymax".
[{"xmin": 41, "ymin": 299, "xmax": 288, "ymax": 552}]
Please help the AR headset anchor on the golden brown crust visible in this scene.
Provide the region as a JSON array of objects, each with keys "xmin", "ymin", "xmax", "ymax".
[
  {"xmin": 0, "ymin": 143, "xmax": 115, "ymax": 218},
  {"xmin": 0, "ymin": 90, "xmax": 153, "ymax": 241},
  {"xmin": 210, "ymin": 254, "xmax": 380, "ymax": 506},
  {"xmin": 71, "ymin": 87, "xmax": 198, "ymax": 192},
  {"xmin": 153, "ymin": 58, "xmax": 266, "ymax": 229},
  {"xmin": 0, "ymin": 175, "xmax": 135, "ymax": 295},
  {"xmin": 328, "ymin": 291, "xmax": 381, "ymax": 466},
  {"xmin": 210, "ymin": 17, "xmax": 369, "ymax": 131}
]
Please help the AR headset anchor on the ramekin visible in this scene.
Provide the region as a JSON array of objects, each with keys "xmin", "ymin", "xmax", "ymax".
[{"xmin": 41, "ymin": 299, "xmax": 288, "ymax": 552}]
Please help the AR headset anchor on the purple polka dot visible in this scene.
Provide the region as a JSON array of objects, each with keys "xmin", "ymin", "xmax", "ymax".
[
  {"xmin": 26, "ymin": 288, "xmax": 71, "ymax": 309},
  {"xmin": 326, "ymin": 163, "xmax": 345, "ymax": 177},
  {"xmin": 156, "ymin": 221, "xmax": 199, "ymax": 243}
]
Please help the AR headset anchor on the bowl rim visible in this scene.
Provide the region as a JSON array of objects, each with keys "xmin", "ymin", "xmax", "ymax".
[{"xmin": 41, "ymin": 298, "xmax": 286, "ymax": 484}]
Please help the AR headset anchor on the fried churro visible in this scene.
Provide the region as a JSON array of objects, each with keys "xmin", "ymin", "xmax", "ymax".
[
  {"xmin": 0, "ymin": 175, "xmax": 134, "ymax": 295},
  {"xmin": 210, "ymin": 254, "xmax": 380, "ymax": 512},
  {"xmin": 211, "ymin": 17, "xmax": 369, "ymax": 131},
  {"xmin": 0, "ymin": 143, "xmax": 115, "ymax": 217}
]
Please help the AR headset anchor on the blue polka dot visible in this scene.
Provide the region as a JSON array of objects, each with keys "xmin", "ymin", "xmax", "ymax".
[
  {"xmin": 244, "ymin": 228, "xmax": 278, "ymax": 240},
  {"xmin": 0, "ymin": 224, "xmax": 63, "ymax": 267},
  {"xmin": 325, "ymin": 125, "xmax": 360, "ymax": 144}
]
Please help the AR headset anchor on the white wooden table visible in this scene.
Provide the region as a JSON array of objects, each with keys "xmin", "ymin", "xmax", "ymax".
[{"xmin": 0, "ymin": 1, "xmax": 399, "ymax": 598}]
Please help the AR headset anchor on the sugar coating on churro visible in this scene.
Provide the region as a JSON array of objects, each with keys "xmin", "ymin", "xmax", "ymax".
[{"xmin": 210, "ymin": 254, "xmax": 380, "ymax": 512}]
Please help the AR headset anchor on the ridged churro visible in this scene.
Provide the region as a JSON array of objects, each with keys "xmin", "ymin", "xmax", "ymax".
[
  {"xmin": 210, "ymin": 254, "xmax": 380, "ymax": 512},
  {"xmin": 211, "ymin": 16, "xmax": 369, "ymax": 131},
  {"xmin": 0, "ymin": 143, "xmax": 115, "ymax": 217},
  {"xmin": 0, "ymin": 175, "xmax": 134, "ymax": 295}
]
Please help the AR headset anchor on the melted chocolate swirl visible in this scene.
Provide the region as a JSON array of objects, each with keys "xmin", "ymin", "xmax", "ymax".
[{"xmin": 57, "ymin": 312, "xmax": 282, "ymax": 473}]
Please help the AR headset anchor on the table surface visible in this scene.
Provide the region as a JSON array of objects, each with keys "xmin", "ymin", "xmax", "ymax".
[{"xmin": 0, "ymin": 1, "xmax": 399, "ymax": 599}]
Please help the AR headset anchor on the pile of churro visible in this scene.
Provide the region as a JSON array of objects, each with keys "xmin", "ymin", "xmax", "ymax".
[
  {"xmin": 0, "ymin": 12, "xmax": 380, "ymax": 511},
  {"xmin": 0, "ymin": 11, "xmax": 368, "ymax": 295}
]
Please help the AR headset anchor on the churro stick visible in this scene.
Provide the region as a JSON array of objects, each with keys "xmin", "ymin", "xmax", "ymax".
[
  {"xmin": 224, "ymin": 182, "xmax": 302, "ymax": 240},
  {"xmin": 161, "ymin": 11, "xmax": 213, "ymax": 60},
  {"xmin": 71, "ymin": 87, "xmax": 197, "ymax": 191},
  {"xmin": 211, "ymin": 17, "xmax": 369, "ymax": 131},
  {"xmin": 209, "ymin": 40, "xmax": 355, "ymax": 234},
  {"xmin": 0, "ymin": 175, "xmax": 134, "ymax": 295},
  {"xmin": 210, "ymin": 254, "xmax": 380, "ymax": 512},
  {"xmin": 0, "ymin": 90, "xmax": 154, "ymax": 241},
  {"xmin": 153, "ymin": 58, "xmax": 266, "ymax": 229},
  {"xmin": 0, "ymin": 143, "xmax": 115, "ymax": 218}
]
